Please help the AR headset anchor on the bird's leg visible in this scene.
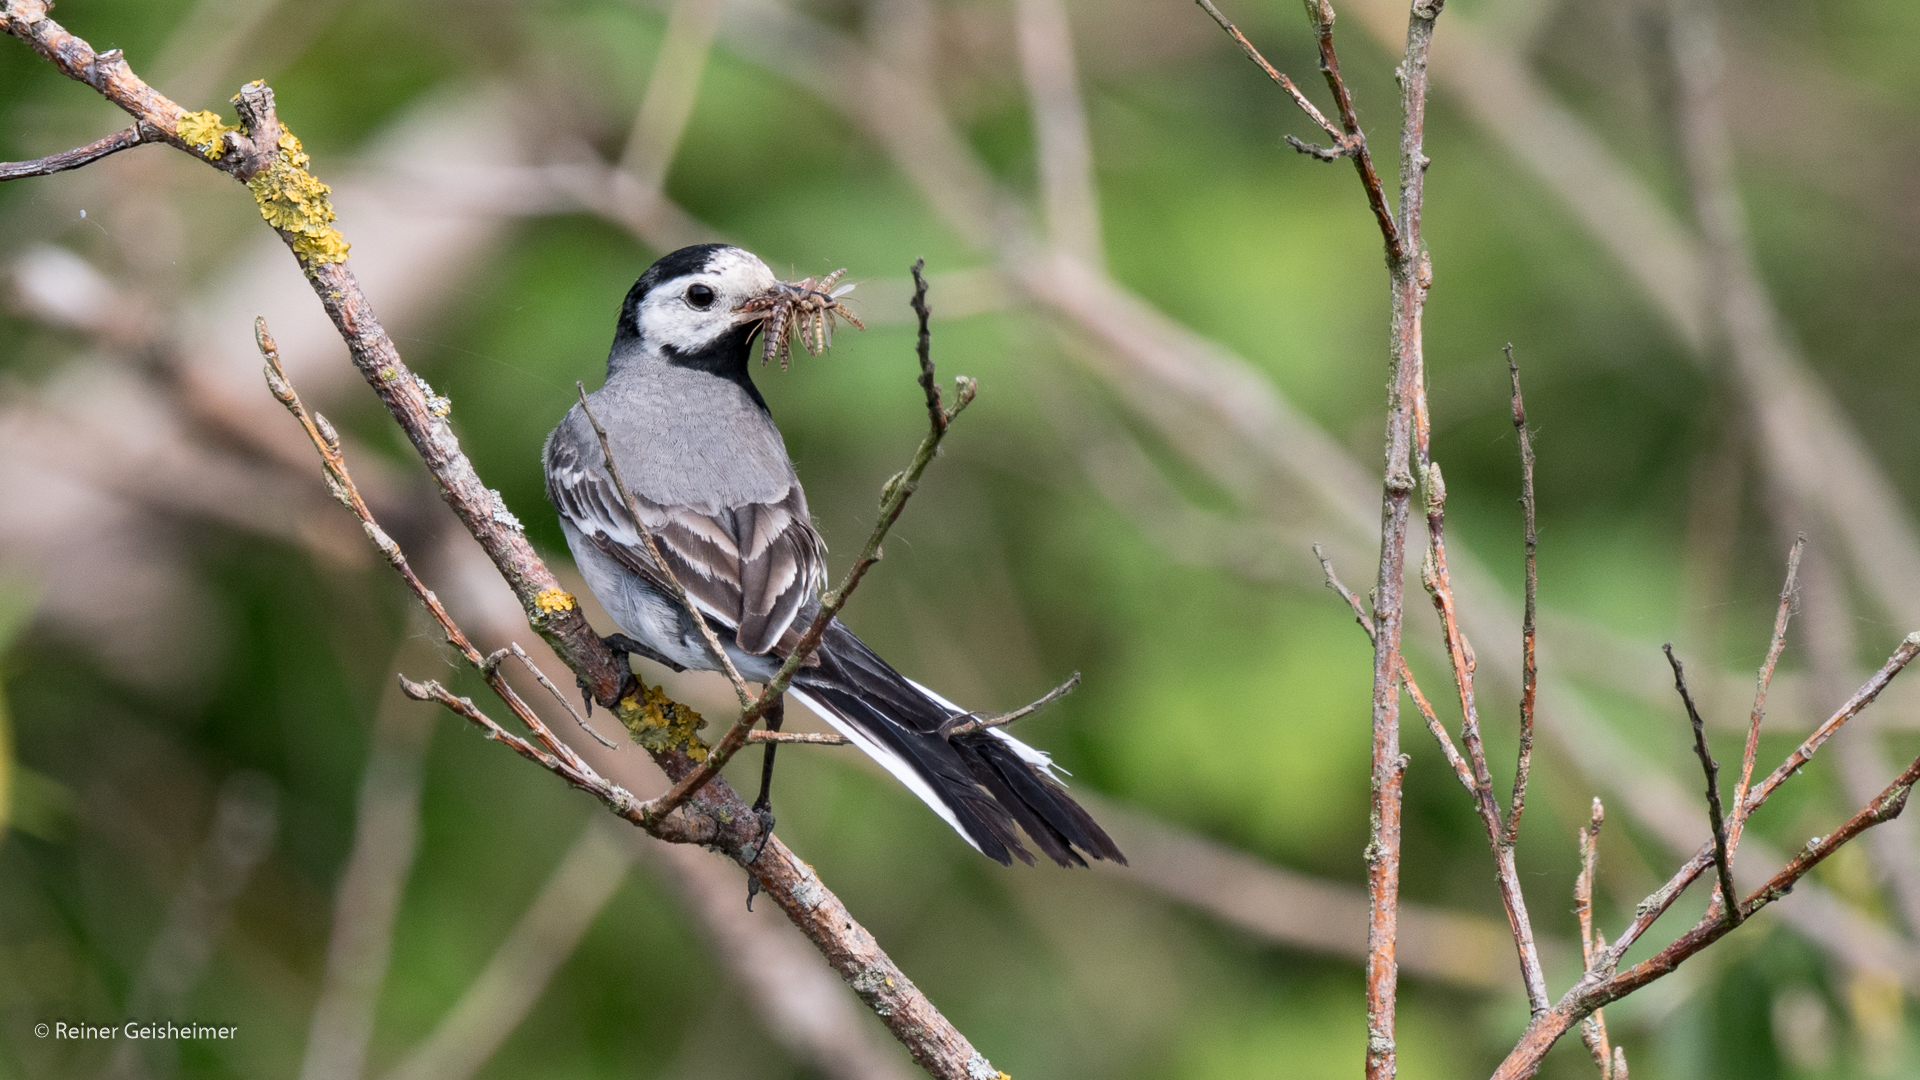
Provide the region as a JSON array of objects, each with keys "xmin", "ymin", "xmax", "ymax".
[
  {"xmin": 604, "ymin": 632, "xmax": 688, "ymax": 674},
  {"xmin": 745, "ymin": 695, "xmax": 784, "ymax": 910}
]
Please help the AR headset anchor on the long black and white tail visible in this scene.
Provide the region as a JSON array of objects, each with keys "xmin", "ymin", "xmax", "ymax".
[{"xmin": 787, "ymin": 621, "xmax": 1124, "ymax": 867}]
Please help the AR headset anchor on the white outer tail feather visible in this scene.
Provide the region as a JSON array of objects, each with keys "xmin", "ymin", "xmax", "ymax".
[{"xmin": 785, "ymin": 686, "xmax": 983, "ymax": 854}]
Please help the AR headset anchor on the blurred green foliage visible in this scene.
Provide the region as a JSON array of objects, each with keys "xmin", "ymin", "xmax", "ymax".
[{"xmin": 4, "ymin": 0, "xmax": 1920, "ymax": 1077}]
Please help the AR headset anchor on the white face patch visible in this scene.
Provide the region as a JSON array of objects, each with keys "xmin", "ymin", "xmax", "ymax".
[{"xmin": 634, "ymin": 247, "xmax": 778, "ymax": 354}]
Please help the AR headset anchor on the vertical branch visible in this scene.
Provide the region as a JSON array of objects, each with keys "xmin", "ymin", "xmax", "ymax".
[
  {"xmin": 1302, "ymin": 0, "xmax": 1401, "ymax": 260},
  {"xmin": 1573, "ymin": 799, "xmax": 1618, "ymax": 1080},
  {"xmin": 1372, "ymin": 3, "xmax": 1445, "ymax": 1075},
  {"xmin": 1503, "ymin": 345, "xmax": 1538, "ymax": 841},
  {"xmin": 1423, "ymin": 464, "xmax": 1551, "ymax": 1015},
  {"xmin": 1663, "ymin": 643, "xmax": 1739, "ymax": 925}
]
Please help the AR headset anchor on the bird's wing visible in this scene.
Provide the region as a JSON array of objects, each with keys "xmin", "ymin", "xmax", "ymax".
[{"xmin": 546, "ymin": 425, "xmax": 825, "ymax": 653}]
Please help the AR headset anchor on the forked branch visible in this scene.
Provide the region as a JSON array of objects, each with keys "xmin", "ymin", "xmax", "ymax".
[{"xmin": 0, "ymin": 4, "xmax": 1004, "ymax": 1069}]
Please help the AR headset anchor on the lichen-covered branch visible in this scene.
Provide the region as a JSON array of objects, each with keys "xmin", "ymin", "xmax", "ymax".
[{"xmin": 0, "ymin": 5, "xmax": 1003, "ymax": 1073}]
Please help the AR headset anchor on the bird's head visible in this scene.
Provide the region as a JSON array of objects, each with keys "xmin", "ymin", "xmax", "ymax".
[
  {"xmin": 614, "ymin": 243, "xmax": 779, "ymax": 357},
  {"xmin": 611, "ymin": 245, "xmax": 864, "ymax": 378}
]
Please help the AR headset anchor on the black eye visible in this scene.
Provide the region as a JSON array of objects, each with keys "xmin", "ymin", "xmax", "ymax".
[{"xmin": 686, "ymin": 283, "xmax": 716, "ymax": 310}]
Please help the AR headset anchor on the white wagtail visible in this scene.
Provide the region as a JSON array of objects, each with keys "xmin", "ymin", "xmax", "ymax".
[{"xmin": 544, "ymin": 244, "xmax": 1124, "ymax": 867}]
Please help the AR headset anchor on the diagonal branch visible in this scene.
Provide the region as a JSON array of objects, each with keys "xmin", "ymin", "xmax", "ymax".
[
  {"xmin": 1420, "ymin": 462, "xmax": 1551, "ymax": 1017},
  {"xmin": 1194, "ymin": 0, "xmax": 1401, "ymax": 260},
  {"xmin": 0, "ymin": 4, "xmax": 1005, "ymax": 1069},
  {"xmin": 0, "ymin": 121, "xmax": 158, "ymax": 180},
  {"xmin": 1662, "ymin": 644, "xmax": 1739, "ymax": 926},
  {"xmin": 1494, "ymin": 747, "xmax": 1920, "ymax": 1079},
  {"xmin": 1730, "ymin": 535, "xmax": 1802, "ymax": 849}
]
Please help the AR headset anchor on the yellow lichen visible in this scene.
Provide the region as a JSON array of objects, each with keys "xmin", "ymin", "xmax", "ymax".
[
  {"xmin": 617, "ymin": 681, "xmax": 709, "ymax": 759},
  {"xmin": 245, "ymin": 128, "xmax": 350, "ymax": 265},
  {"xmin": 534, "ymin": 588, "xmax": 576, "ymax": 613},
  {"xmin": 175, "ymin": 109, "xmax": 238, "ymax": 160}
]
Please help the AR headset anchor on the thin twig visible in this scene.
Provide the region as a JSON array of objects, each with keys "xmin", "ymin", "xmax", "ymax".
[
  {"xmin": 748, "ymin": 730, "xmax": 853, "ymax": 745},
  {"xmin": 1318, "ymin": 545, "xmax": 1476, "ymax": 794},
  {"xmin": 1503, "ymin": 344, "xmax": 1538, "ymax": 843},
  {"xmin": 1193, "ymin": 0, "xmax": 1401, "ymax": 261},
  {"xmin": 1493, "ymin": 748, "xmax": 1920, "ymax": 1079},
  {"xmin": 261, "ymin": 321, "xmax": 594, "ymax": 780},
  {"xmin": 1422, "ymin": 461, "xmax": 1551, "ymax": 1017},
  {"xmin": 0, "ymin": 6, "xmax": 1001, "ymax": 1063},
  {"xmin": 509, "ymin": 642, "xmax": 617, "ymax": 749},
  {"xmin": 575, "ymin": 384, "xmax": 755, "ymax": 707},
  {"xmin": 0, "ymin": 121, "xmax": 155, "ymax": 180},
  {"xmin": 911, "ymin": 259, "xmax": 944, "ymax": 432},
  {"xmin": 1573, "ymin": 799, "xmax": 1616, "ymax": 1080},
  {"xmin": 942, "ymin": 672, "xmax": 1080, "ymax": 738},
  {"xmin": 1301, "ymin": 0, "xmax": 1401, "ymax": 260},
  {"xmin": 1730, "ymin": 535, "xmax": 1802, "ymax": 847},
  {"xmin": 1192, "ymin": 0, "xmax": 1343, "ymax": 142},
  {"xmin": 1744, "ymin": 632, "xmax": 1920, "ymax": 815},
  {"xmin": 1663, "ymin": 644, "xmax": 1739, "ymax": 926}
]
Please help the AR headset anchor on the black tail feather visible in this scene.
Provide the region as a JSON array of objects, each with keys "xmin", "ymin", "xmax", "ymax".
[{"xmin": 792, "ymin": 619, "xmax": 1125, "ymax": 868}]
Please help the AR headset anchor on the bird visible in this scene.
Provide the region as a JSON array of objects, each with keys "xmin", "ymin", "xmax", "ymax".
[{"xmin": 543, "ymin": 243, "xmax": 1124, "ymax": 868}]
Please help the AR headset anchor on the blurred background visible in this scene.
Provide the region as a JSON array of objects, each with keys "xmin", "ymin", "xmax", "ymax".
[{"xmin": 4, "ymin": 0, "xmax": 1920, "ymax": 1076}]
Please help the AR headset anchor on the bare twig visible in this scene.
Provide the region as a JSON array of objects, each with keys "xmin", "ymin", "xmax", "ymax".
[
  {"xmin": 1730, "ymin": 536, "xmax": 1802, "ymax": 846},
  {"xmin": 1663, "ymin": 644, "xmax": 1740, "ymax": 926},
  {"xmin": 1361, "ymin": 1, "xmax": 1446, "ymax": 1064},
  {"xmin": 1482, "ymin": 629, "xmax": 1920, "ymax": 1075},
  {"xmin": 1193, "ymin": 0, "xmax": 1400, "ymax": 259},
  {"xmin": 1573, "ymin": 799, "xmax": 1616, "ymax": 1080},
  {"xmin": 507, "ymin": 641, "xmax": 617, "ymax": 749},
  {"xmin": 1421, "ymin": 463, "xmax": 1551, "ymax": 1017},
  {"xmin": 1317, "ymin": 545, "xmax": 1476, "ymax": 794},
  {"xmin": 1494, "ymin": 748, "xmax": 1920, "ymax": 1079},
  {"xmin": 1745, "ymin": 633, "xmax": 1920, "ymax": 815},
  {"xmin": 942, "ymin": 672, "xmax": 1080, "ymax": 738},
  {"xmin": 1503, "ymin": 345, "xmax": 1538, "ymax": 843},
  {"xmin": 0, "ymin": 122, "xmax": 156, "ymax": 180},
  {"xmin": 1194, "ymin": 1, "xmax": 1454, "ymax": 1066}
]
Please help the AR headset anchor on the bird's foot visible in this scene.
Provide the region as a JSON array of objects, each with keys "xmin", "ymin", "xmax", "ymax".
[{"xmin": 744, "ymin": 799, "xmax": 775, "ymax": 910}]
